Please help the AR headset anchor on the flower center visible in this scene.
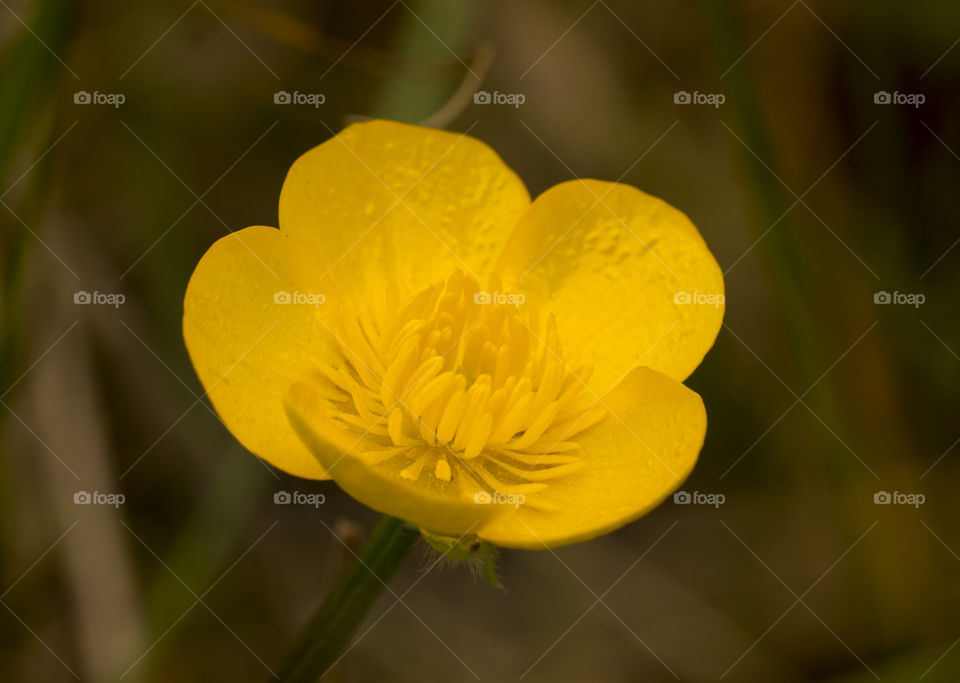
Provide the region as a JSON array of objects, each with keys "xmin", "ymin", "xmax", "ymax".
[{"xmin": 313, "ymin": 271, "xmax": 605, "ymax": 511}]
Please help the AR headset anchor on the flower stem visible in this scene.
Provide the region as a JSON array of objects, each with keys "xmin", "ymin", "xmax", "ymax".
[{"xmin": 277, "ymin": 515, "xmax": 420, "ymax": 682}]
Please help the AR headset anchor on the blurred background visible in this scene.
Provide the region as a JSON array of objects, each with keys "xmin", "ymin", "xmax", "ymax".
[{"xmin": 1, "ymin": 0, "xmax": 958, "ymax": 680}]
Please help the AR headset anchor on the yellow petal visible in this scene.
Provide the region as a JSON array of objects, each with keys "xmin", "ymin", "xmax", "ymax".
[
  {"xmin": 285, "ymin": 380, "xmax": 507, "ymax": 536},
  {"xmin": 278, "ymin": 119, "xmax": 530, "ymax": 313},
  {"xmin": 476, "ymin": 366, "xmax": 705, "ymax": 549},
  {"xmin": 183, "ymin": 226, "xmax": 339, "ymax": 480},
  {"xmin": 494, "ymin": 180, "xmax": 724, "ymax": 393}
]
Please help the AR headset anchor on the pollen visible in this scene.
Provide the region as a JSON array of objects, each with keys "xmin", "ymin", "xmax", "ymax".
[{"xmin": 312, "ymin": 271, "xmax": 603, "ymax": 510}]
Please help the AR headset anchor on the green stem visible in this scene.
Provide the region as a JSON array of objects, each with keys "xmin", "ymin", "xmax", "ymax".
[{"xmin": 277, "ymin": 516, "xmax": 420, "ymax": 682}]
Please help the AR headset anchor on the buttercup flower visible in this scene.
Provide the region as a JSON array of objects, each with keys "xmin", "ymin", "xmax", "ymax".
[{"xmin": 184, "ymin": 120, "xmax": 723, "ymax": 549}]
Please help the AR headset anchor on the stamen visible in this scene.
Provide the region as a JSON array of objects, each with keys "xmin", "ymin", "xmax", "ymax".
[
  {"xmin": 311, "ymin": 271, "xmax": 606, "ymax": 510},
  {"xmin": 435, "ymin": 377, "xmax": 467, "ymax": 444},
  {"xmin": 434, "ymin": 457, "xmax": 452, "ymax": 482},
  {"xmin": 462, "ymin": 412, "xmax": 493, "ymax": 460},
  {"xmin": 400, "ymin": 452, "xmax": 427, "ymax": 481}
]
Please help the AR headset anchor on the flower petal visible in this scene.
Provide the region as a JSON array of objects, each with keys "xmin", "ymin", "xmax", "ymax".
[
  {"xmin": 278, "ymin": 119, "xmax": 530, "ymax": 313},
  {"xmin": 494, "ymin": 180, "xmax": 724, "ymax": 393},
  {"xmin": 285, "ymin": 380, "xmax": 508, "ymax": 536},
  {"xmin": 476, "ymin": 366, "xmax": 705, "ymax": 549},
  {"xmin": 183, "ymin": 226, "xmax": 339, "ymax": 480}
]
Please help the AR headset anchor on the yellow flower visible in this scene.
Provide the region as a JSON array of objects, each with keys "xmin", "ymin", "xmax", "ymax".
[{"xmin": 183, "ymin": 120, "xmax": 723, "ymax": 549}]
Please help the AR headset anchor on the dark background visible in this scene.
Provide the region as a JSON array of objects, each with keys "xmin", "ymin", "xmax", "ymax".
[{"xmin": 1, "ymin": 0, "xmax": 959, "ymax": 681}]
